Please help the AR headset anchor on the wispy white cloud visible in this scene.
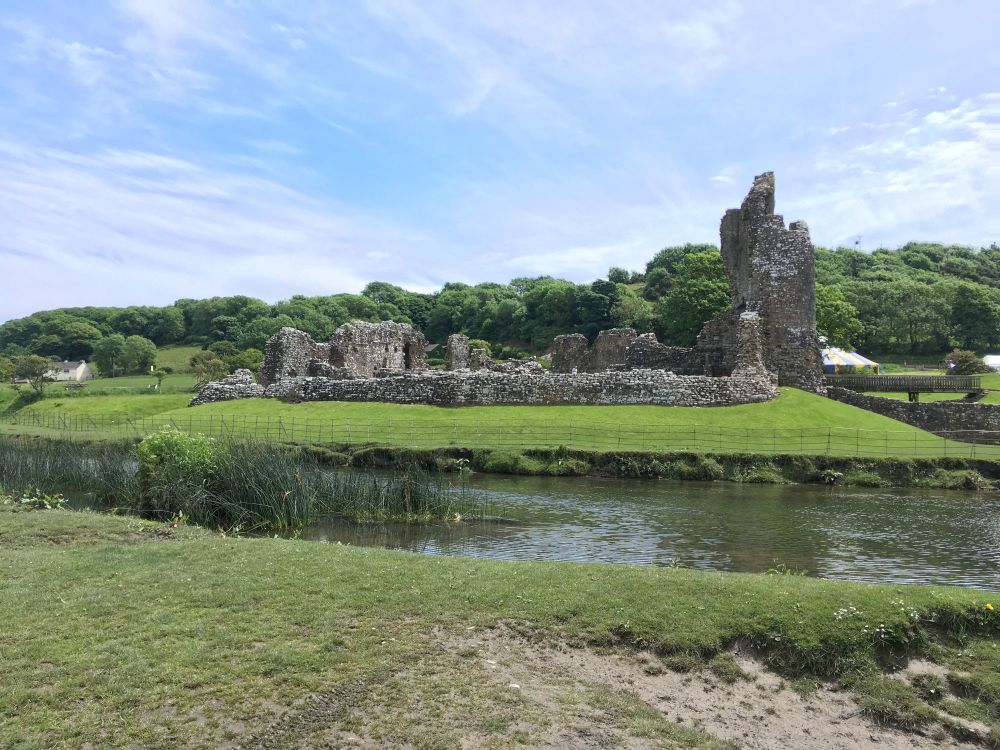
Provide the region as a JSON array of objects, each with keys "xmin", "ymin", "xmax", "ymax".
[
  {"xmin": 0, "ymin": 143, "xmax": 446, "ymax": 318},
  {"xmin": 790, "ymin": 93, "xmax": 1000, "ymax": 247}
]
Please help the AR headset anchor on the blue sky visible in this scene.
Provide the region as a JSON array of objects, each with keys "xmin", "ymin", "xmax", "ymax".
[{"xmin": 1, "ymin": 0, "xmax": 997, "ymax": 322}]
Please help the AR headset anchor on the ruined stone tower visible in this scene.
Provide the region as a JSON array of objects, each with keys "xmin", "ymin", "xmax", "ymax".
[{"xmin": 696, "ymin": 172, "xmax": 823, "ymax": 389}]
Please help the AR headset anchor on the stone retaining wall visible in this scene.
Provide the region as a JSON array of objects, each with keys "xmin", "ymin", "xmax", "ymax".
[
  {"xmin": 827, "ymin": 387, "xmax": 1000, "ymax": 441},
  {"xmin": 264, "ymin": 369, "xmax": 777, "ymax": 407}
]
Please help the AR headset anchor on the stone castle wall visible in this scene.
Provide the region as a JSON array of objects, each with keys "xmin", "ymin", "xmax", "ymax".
[
  {"xmin": 623, "ymin": 334, "xmax": 703, "ymax": 374},
  {"xmin": 702, "ymin": 172, "xmax": 823, "ymax": 389},
  {"xmin": 259, "ymin": 321, "xmax": 426, "ymax": 387},
  {"xmin": 551, "ymin": 328, "xmax": 638, "ymax": 372},
  {"xmin": 329, "ymin": 320, "xmax": 426, "ymax": 377},
  {"xmin": 190, "ymin": 369, "xmax": 264, "ymax": 406},
  {"xmin": 266, "ymin": 369, "xmax": 777, "ymax": 407},
  {"xmin": 259, "ymin": 328, "xmax": 323, "ymax": 387}
]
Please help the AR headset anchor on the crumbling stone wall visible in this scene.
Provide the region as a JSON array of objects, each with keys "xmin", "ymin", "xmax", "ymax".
[
  {"xmin": 551, "ymin": 334, "xmax": 589, "ymax": 372},
  {"xmin": 732, "ymin": 312, "xmax": 769, "ymax": 376},
  {"xmin": 623, "ymin": 334, "xmax": 703, "ymax": 375},
  {"xmin": 190, "ymin": 369, "xmax": 264, "ymax": 406},
  {"xmin": 260, "ymin": 320, "xmax": 427, "ymax": 387},
  {"xmin": 259, "ymin": 328, "xmax": 323, "ymax": 387},
  {"xmin": 445, "ymin": 334, "xmax": 470, "ymax": 370},
  {"xmin": 468, "ymin": 348, "xmax": 493, "ymax": 371},
  {"xmin": 329, "ymin": 320, "xmax": 427, "ymax": 377},
  {"xmin": 698, "ymin": 172, "xmax": 823, "ymax": 389},
  {"xmin": 551, "ymin": 329, "xmax": 637, "ymax": 372},
  {"xmin": 265, "ymin": 369, "xmax": 777, "ymax": 408},
  {"xmin": 547, "ymin": 173, "xmax": 821, "ymax": 389}
]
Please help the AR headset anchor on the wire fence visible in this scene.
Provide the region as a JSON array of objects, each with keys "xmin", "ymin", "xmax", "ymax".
[{"xmin": 4, "ymin": 410, "xmax": 1000, "ymax": 459}]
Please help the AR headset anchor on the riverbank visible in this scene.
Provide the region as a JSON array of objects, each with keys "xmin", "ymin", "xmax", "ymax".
[
  {"xmin": 5, "ymin": 431, "xmax": 1000, "ymax": 493},
  {"xmin": 312, "ymin": 443, "xmax": 1000, "ymax": 491},
  {"xmin": 2, "ymin": 505, "xmax": 997, "ymax": 748}
]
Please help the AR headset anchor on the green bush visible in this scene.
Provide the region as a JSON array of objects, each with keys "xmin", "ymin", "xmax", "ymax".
[
  {"xmin": 947, "ymin": 349, "xmax": 991, "ymax": 375},
  {"xmin": 668, "ymin": 457, "xmax": 724, "ymax": 481},
  {"xmin": 135, "ymin": 427, "xmax": 224, "ymax": 517},
  {"xmin": 482, "ymin": 450, "xmax": 545, "ymax": 474},
  {"xmin": 928, "ymin": 469, "xmax": 993, "ymax": 491},
  {"xmin": 842, "ymin": 470, "xmax": 889, "ymax": 488}
]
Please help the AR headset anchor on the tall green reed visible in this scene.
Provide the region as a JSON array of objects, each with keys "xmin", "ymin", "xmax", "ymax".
[
  {"xmin": 0, "ymin": 437, "xmax": 137, "ymax": 506},
  {"xmin": 0, "ymin": 432, "xmax": 491, "ymax": 532}
]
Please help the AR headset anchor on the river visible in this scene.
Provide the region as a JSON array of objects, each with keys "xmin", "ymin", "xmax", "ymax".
[{"xmin": 300, "ymin": 475, "xmax": 1000, "ymax": 590}]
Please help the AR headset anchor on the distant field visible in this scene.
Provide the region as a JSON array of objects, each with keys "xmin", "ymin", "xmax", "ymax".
[
  {"xmin": 79, "ymin": 373, "xmax": 197, "ymax": 394},
  {"xmin": 154, "ymin": 345, "xmax": 202, "ymax": 373},
  {"xmin": 3, "ymin": 387, "xmax": 997, "ymax": 458}
]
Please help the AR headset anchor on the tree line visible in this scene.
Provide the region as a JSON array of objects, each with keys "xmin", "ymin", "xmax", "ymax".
[{"xmin": 2, "ymin": 241, "xmax": 999, "ymax": 375}]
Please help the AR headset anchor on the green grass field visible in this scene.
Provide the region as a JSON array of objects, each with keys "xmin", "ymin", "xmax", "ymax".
[
  {"xmin": 1, "ymin": 506, "xmax": 996, "ymax": 748},
  {"xmin": 155, "ymin": 344, "xmax": 202, "ymax": 373},
  {"xmin": 2, "ymin": 387, "xmax": 997, "ymax": 458}
]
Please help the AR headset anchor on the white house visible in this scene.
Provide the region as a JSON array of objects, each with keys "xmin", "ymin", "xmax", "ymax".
[{"xmin": 47, "ymin": 360, "xmax": 95, "ymax": 382}]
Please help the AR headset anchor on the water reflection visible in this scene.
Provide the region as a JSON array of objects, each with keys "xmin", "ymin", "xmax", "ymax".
[{"xmin": 300, "ymin": 476, "xmax": 1000, "ymax": 591}]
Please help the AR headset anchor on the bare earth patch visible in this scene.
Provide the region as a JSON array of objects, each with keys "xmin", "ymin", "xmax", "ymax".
[{"xmin": 223, "ymin": 626, "xmax": 984, "ymax": 749}]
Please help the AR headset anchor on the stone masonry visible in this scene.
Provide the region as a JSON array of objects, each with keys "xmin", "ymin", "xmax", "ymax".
[
  {"xmin": 695, "ymin": 172, "xmax": 824, "ymax": 389},
  {"xmin": 827, "ymin": 387, "xmax": 1000, "ymax": 442},
  {"xmin": 266, "ymin": 368, "xmax": 776, "ymax": 407},
  {"xmin": 329, "ymin": 320, "xmax": 427, "ymax": 377},
  {"xmin": 193, "ymin": 171, "xmax": 818, "ymax": 409},
  {"xmin": 445, "ymin": 334, "xmax": 470, "ymax": 370},
  {"xmin": 190, "ymin": 369, "xmax": 264, "ymax": 406},
  {"xmin": 259, "ymin": 321, "xmax": 427, "ymax": 388},
  {"xmin": 551, "ymin": 328, "xmax": 638, "ymax": 372},
  {"xmin": 259, "ymin": 327, "xmax": 323, "ymax": 387}
]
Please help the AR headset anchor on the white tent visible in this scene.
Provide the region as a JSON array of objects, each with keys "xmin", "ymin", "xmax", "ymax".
[{"xmin": 983, "ymin": 355, "xmax": 1000, "ymax": 371}]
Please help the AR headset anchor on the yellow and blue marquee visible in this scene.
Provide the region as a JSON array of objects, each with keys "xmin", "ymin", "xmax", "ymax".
[{"xmin": 821, "ymin": 347, "xmax": 880, "ymax": 374}]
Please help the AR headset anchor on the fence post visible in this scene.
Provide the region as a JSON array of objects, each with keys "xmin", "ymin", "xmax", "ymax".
[{"xmin": 826, "ymin": 428, "xmax": 831, "ymax": 455}]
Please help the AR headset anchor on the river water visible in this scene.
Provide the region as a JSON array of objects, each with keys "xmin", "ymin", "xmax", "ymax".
[{"xmin": 300, "ymin": 475, "xmax": 1000, "ymax": 591}]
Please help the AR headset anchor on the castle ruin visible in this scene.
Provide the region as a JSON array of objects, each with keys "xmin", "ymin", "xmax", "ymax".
[
  {"xmin": 546, "ymin": 172, "xmax": 823, "ymax": 389},
  {"xmin": 193, "ymin": 172, "xmax": 821, "ymax": 408},
  {"xmin": 258, "ymin": 320, "xmax": 427, "ymax": 386}
]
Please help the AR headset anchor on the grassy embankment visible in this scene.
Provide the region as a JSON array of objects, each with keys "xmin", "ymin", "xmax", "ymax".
[
  {"xmin": 3, "ymin": 387, "xmax": 995, "ymax": 454},
  {"xmin": 1, "ymin": 505, "xmax": 997, "ymax": 748}
]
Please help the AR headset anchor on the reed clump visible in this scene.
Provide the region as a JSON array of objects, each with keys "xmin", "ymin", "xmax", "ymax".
[
  {"xmin": 0, "ymin": 437, "xmax": 137, "ymax": 507},
  {"xmin": 0, "ymin": 431, "xmax": 489, "ymax": 533},
  {"xmin": 136, "ymin": 428, "xmax": 492, "ymax": 531}
]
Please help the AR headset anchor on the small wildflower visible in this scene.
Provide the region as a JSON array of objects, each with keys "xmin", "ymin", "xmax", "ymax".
[{"xmin": 987, "ymin": 603, "xmax": 995, "ymax": 612}]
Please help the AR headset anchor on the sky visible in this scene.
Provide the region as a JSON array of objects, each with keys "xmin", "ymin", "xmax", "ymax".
[{"xmin": 1, "ymin": 0, "xmax": 998, "ymax": 323}]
